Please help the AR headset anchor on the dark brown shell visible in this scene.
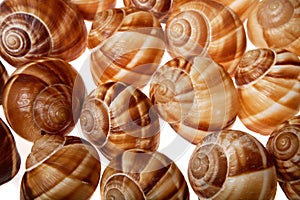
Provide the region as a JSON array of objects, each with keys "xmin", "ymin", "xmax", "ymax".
[
  {"xmin": 0, "ymin": 0, "xmax": 87, "ymax": 67},
  {"xmin": 20, "ymin": 134, "xmax": 101, "ymax": 200},
  {"xmin": 100, "ymin": 150, "xmax": 189, "ymax": 199},
  {"xmin": 267, "ymin": 115, "xmax": 300, "ymax": 200},
  {"xmin": 0, "ymin": 118, "xmax": 21, "ymax": 185},
  {"xmin": 0, "ymin": 61, "xmax": 8, "ymax": 104},
  {"xmin": 2, "ymin": 58, "xmax": 86, "ymax": 142},
  {"xmin": 188, "ymin": 130, "xmax": 277, "ymax": 200}
]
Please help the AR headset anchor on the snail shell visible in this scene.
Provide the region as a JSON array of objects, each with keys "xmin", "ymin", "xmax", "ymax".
[
  {"xmin": 20, "ymin": 134, "xmax": 101, "ymax": 200},
  {"xmin": 2, "ymin": 58, "xmax": 86, "ymax": 142},
  {"xmin": 80, "ymin": 82, "xmax": 160, "ymax": 160},
  {"xmin": 66, "ymin": 0, "xmax": 117, "ymax": 20},
  {"xmin": 247, "ymin": 0, "xmax": 300, "ymax": 56},
  {"xmin": 100, "ymin": 149, "xmax": 189, "ymax": 200},
  {"xmin": 266, "ymin": 115, "xmax": 300, "ymax": 200},
  {"xmin": 165, "ymin": 0, "xmax": 247, "ymax": 75},
  {"xmin": 214, "ymin": 0, "xmax": 259, "ymax": 21},
  {"xmin": 0, "ymin": 118, "xmax": 21, "ymax": 185},
  {"xmin": 0, "ymin": 0, "xmax": 87, "ymax": 67},
  {"xmin": 0, "ymin": 61, "xmax": 8, "ymax": 104},
  {"xmin": 123, "ymin": 0, "xmax": 172, "ymax": 22},
  {"xmin": 188, "ymin": 130, "xmax": 277, "ymax": 200},
  {"xmin": 149, "ymin": 56, "xmax": 239, "ymax": 144},
  {"xmin": 88, "ymin": 7, "xmax": 165, "ymax": 88},
  {"xmin": 235, "ymin": 48, "xmax": 300, "ymax": 135}
]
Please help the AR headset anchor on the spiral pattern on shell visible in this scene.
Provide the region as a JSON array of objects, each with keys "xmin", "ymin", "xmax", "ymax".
[
  {"xmin": 247, "ymin": 0, "xmax": 300, "ymax": 56},
  {"xmin": 20, "ymin": 134, "xmax": 101, "ymax": 200},
  {"xmin": 0, "ymin": 118, "xmax": 21, "ymax": 185},
  {"xmin": 165, "ymin": 0, "xmax": 247, "ymax": 75},
  {"xmin": 100, "ymin": 150, "xmax": 189, "ymax": 200},
  {"xmin": 2, "ymin": 58, "xmax": 86, "ymax": 142},
  {"xmin": 88, "ymin": 7, "xmax": 165, "ymax": 88},
  {"xmin": 267, "ymin": 116, "xmax": 300, "ymax": 200},
  {"xmin": 80, "ymin": 82, "xmax": 160, "ymax": 160},
  {"xmin": 235, "ymin": 48, "xmax": 300, "ymax": 135},
  {"xmin": 0, "ymin": 0, "xmax": 87, "ymax": 67},
  {"xmin": 123, "ymin": 0, "xmax": 172, "ymax": 22},
  {"xmin": 150, "ymin": 56, "xmax": 239, "ymax": 144},
  {"xmin": 188, "ymin": 130, "xmax": 277, "ymax": 200}
]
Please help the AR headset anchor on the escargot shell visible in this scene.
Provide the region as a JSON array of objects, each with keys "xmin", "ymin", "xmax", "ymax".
[
  {"xmin": 123, "ymin": 0, "xmax": 172, "ymax": 22},
  {"xmin": 165, "ymin": 0, "xmax": 247, "ymax": 75},
  {"xmin": 20, "ymin": 134, "xmax": 101, "ymax": 200},
  {"xmin": 0, "ymin": 0, "xmax": 87, "ymax": 67},
  {"xmin": 80, "ymin": 82, "xmax": 160, "ymax": 160},
  {"xmin": 0, "ymin": 61, "xmax": 8, "ymax": 104},
  {"xmin": 88, "ymin": 7, "xmax": 165, "ymax": 88},
  {"xmin": 235, "ymin": 48, "xmax": 300, "ymax": 135},
  {"xmin": 150, "ymin": 56, "xmax": 239, "ymax": 144},
  {"xmin": 2, "ymin": 58, "xmax": 85, "ymax": 142},
  {"xmin": 0, "ymin": 118, "xmax": 21, "ymax": 185},
  {"xmin": 100, "ymin": 150, "xmax": 189, "ymax": 200},
  {"xmin": 247, "ymin": 0, "xmax": 300, "ymax": 56},
  {"xmin": 267, "ymin": 115, "xmax": 300, "ymax": 200},
  {"xmin": 188, "ymin": 129, "xmax": 277, "ymax": 200}
]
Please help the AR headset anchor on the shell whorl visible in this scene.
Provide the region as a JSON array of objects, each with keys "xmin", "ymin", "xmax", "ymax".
[
  {"xmin": 188, "ymin": 130, "xmax": 277, "ymax": 200},
  {"xmin": 0, "ymin": 0, "xmax": 87, "ymax": 67}
]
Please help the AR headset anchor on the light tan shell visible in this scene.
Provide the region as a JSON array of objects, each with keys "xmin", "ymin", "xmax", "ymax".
[
  {"xmin": 165, "ymin": 0, "xmax": 247, "ymax": 75},
  {"xmin": 66, "ymin": 0, "xmax": 116, "ymax": 20},
  {"xmin": 80, "ymin": 82, "xmax": 160, "ymax": 160},
  {"xmin": 0, "ymin": 118, "xmax": 20, "ymax": 185},
  {"xmin": 247, "ymin": 0, "xmax": 300, "ymax": 56},
  {"xmin": 100, "ymin": 150, "xmax": 189, "ymax": 200},
  {"xmin": 188, "ymin": 130, "xmax": 277, "ymax": 200},
  {"xmin": 88, "ymin": 7, "xmax": 165, "ymax": 88},
  {"xmin": 20, "ymin": 134, "xmax": 101, "ymax": 200},
  {"xmin": 123, "ymin": 0, "xmax": 172, "ymax": 22},
  {"xmin": 2, "ymin": 58, "xmax": 86, "ymax": 142},
  {"xmin": 235, "ymin": 48, "xmax": 300, "ymax": 135},
  {"xmin": 267, "ymin": 115, "xmax": 300, "ymax": 200},
  {"xmin": 0, "ymin": 0, "xmax": 87, "ymax": 67},
  {"xmin": 149, "ymin": 56, "xmax": 239, "ymax": 144}
]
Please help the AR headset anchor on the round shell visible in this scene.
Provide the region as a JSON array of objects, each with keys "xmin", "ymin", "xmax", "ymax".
[
  {"xmin": 235, "ymin": 48, "xmax": 300, "ymax": 135},
  {"xmin": 247, "ymin": 0, "xmax": 300, "ymax": 56},
  {"xmin": 188, "ymin": 129, "xmax": 277, "ymax": 200},
  {"xmin": 100, "ymin": 150, "xmax": 189, "ymax": 200},
  {"xmin": 88, "ymin": 7, "xmax": 165, "ymax": 88},
  {"xmin": 267, "ymin": 115, "xmax": 300, "ymax": 200},
  {"xmin": 0, "ymin": 118, "xmax": 21, "ymax": 185},
  {"xmin": 2, "ymin": 58, "xmax": 86, "ymax": 142},
  {"xmin": 80, "ymin": 82, "xmax": 160, "ymax": 160},
  {"xmin": 149, "ymin": 56, "xmax": 239, "ymax": 144},
  {"xmin": 165, "ymin": 0, "xmax": 247, "ymax": 75},
  {"xmin": 20, "ymin": 134, "xmax": 101, "ymax": 200},
  {"xmin": 0, "ymin": 0, "xmax": 87, "ymax": 67}
]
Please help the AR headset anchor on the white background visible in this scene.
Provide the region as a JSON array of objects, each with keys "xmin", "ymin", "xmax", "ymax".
[{"xmin": 0, "ymin": 0, "xmax": 292, "ymax": 199}]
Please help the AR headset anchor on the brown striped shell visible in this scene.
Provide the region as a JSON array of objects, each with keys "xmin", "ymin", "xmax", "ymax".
[
  {"xmin": 123, "ymin": 0, "xmax": 172, "ymax": 22},
  {"xmin": 165, "ymin": 0, "xmax": 247, "ymax": 75},
  {"xmin": 100, "ymin": 150, "xmax": 189, "ymax": 200},
  {"xmin": 80, "ymin": 82, "xmax": 160, "ymax": 160},
  {"xmin": 0, "ymin": 0, "xmax": 87, "ymax": 67},
  {"xmin": 2, "ymin": 58, "xmax": 86, "ymax": 142},
  {"xmin": 0, "ymin": 61, "xmax": 8, "ymax": 104},
  {"xmin": 66, "ymin": 0, "xmax": 117, "ymax": 20},
  {"xmin": 188, "ymin": 130, "xmax": 277, "ymax": 200},
  {"xmin": 235, "ymin": 48, "xmax": 300, "ymax": 135},
  {"xmin": 267, "ymin": 115, "xmax": 300, "ymax": 200},
  {"xmin": 0, "ymin": 118, "xmax": 20, "ymax": 185},
  {"xmin": 88, "ymin": 7, "xmax": 165, "ymax": 88},
  {"xmin": 247, "ymin": 0, "xmax": 300, "ymax": 56},
  {"xmin": 20, "ymin": 134, "xmax": 101, "ymax": 200},
  {"xmin": 214, "ymin": 0, "xmax": 260, "ymax": 21},
  {"xmin": 149, "ymin": 56, "xmax": 239, "ymax": 144}
]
